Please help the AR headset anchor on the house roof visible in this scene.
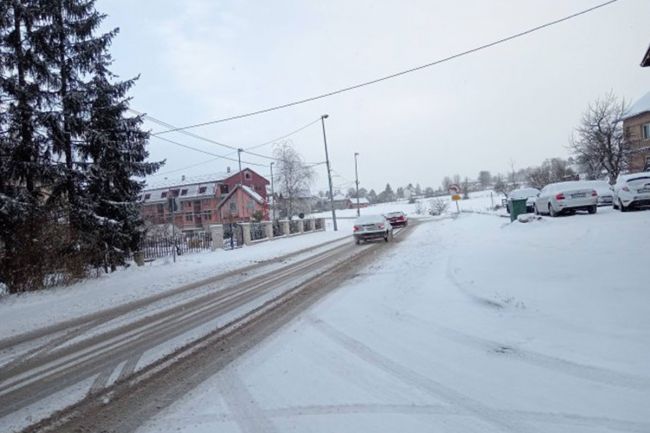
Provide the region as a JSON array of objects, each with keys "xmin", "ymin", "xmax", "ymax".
[
  {"xmin": 145, "ymin": 172, "xmax": 230, "ymax": 190},
  {"xmin": 217, "ymin": 184, "xmax": 266, "ymax": 210},
  {"xmin": 332, "ymin": 194, "xmax": 347, "ymax": 201},
  {"xmin": 140, "ymin": 182, "xmax": 218, "ymax": 203},
  {"xmin": 641, "ymin": 43, "xmax": 650, "ymax": 67},
  {"xmin": 349, "ymin": 197, "xmax": 370, "ymax": 204},
  {"xmin": 624, "ymin": 91, "xmax": 650, "ymax": 120}
]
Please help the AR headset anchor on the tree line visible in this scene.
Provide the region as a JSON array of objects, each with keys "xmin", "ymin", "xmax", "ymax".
[{"xmin": 1, "ymin": 1, "xmax": 161, "ymax": 293}]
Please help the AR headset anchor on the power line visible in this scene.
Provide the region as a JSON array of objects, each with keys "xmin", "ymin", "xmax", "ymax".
[
  {"xmin": 151, "ymin": 134, "xmax": 268, "ymax": 167},
  {"xmin": 152, "ymin": 0, "xmax": 619, "ymax": 134}
]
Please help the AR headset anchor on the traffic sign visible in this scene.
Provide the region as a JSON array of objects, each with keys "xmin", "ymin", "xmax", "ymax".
[
  {"xmin": 448, "ymin": 184, "xmax": 461, "ymax": 194},
  {"xmin": 451, "ymin": 194, "xmax": 461, "ymax": 201}
]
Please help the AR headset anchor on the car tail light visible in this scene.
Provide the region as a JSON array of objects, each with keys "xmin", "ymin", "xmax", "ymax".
[
  {"xmin": 622, "ymin": 186, "xmax": 630, "ymax": 192},
  {"xmin": 353, "ymin": 225, "xmax": 361, "ymax": 232},
  {"xmin": 555, "ymin": 193, "xmax": 566, "ymax": 200},
  {"xmin": 398, "ymin": 216, "xmax": 405, "ymax": 221},
  {"xmin": 591, "ymin": 190, "xmax": 597, "ymax": 197}
]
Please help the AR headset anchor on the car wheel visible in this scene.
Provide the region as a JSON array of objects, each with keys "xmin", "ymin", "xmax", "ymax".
[
  {"xmin": 619, "ymin": 199, "xmax": 628, "ymax": 212},
  {"xmin": 588, "ymin": 205, "xmax": 597, "ymax": 214},
  {"xmin": 548, "ymin": 204, "xmax": 557, "ymax": 217},
  {"xmin": 612, "ymin": 200, "xmax": 618, "ymax": 210},
  {"xmin": 355, "ymin": 238, "xmax": 361, "ymax": 245},
  {"xmin": 384, "ymin": 231, "xmax": 389, "ymax": 242}
]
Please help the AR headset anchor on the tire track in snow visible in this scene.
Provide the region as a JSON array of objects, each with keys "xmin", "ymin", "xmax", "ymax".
[
  {"xmin": 390, "ymin": 309, "xmax": 650, "ymax": 392},
  {"xmin": 308, "ymin": 317, "xmax": 535, "ymax": 433},
  {"xmin": 445, "ymin": 258, "xmax": 504, "ymax": 309},
  {"xmin": 219, "ymin": 369, "xmax": 279, "ymax": 433}
]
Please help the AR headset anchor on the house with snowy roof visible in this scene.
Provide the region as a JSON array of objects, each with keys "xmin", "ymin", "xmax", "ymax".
[
  {"xmin": 138, "ymin": 168, "xmax": 269, "ymax": 231},
  {"xmin": 623, "ymin": 92, "xmax": 650, "ymax": 172}
]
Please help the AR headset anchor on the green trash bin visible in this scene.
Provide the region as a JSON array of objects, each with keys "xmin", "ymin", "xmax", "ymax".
[{"xmin": 509, "ymin": 198, "xmax": 528, "ymax": 222}]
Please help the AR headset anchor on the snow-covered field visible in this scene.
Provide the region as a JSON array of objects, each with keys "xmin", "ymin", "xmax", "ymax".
[
  {"xmin": 138, "ymin": 206, "xmax": 650, "ymax": 433},
  {"xmin": 309, "ymin": 190, "xmax": 506, "ymax": 220}
]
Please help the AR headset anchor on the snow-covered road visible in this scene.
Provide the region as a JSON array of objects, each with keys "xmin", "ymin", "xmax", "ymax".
[{"xmin": 137, "ymin": 208, "xmax": 650, "ymax": 433}]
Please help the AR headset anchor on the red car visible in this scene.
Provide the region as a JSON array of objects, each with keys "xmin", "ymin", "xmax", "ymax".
[{"xmin": 385, "ymin": 211, "xmax": 408, "ymax": 227}]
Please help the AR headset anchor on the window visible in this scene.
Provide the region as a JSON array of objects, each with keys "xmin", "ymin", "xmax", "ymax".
[
  {"xmin": 170, "ymin": 189, "xmax": 180, "ymax": 197},
  {"xmin": 186, "ymin": 201, "xmax": 192, "ymax": 208},
  {"xmin": 220, "ymin": 184, "xmax": 229, "ymax": 194},
  {"xmin": 157, "ymin": 204, "xmax": 164, "ymax": 214},
  {"xmin": 229, "ymin": 201, "xmax": 237, "ymax": 213},
  {"xmin": 180, "ymin": 189, "xmax": 188, "ymax": 196},
  {"xmin": 246, "ymin": 200, "xmax": 255, "ymax": 211},
  {"xmin": 160, "ymin": 191, "xmax": 167, "ymax": 198},
  {"xmin": 198, "ymin": 186, "xmax": 207, "ymax": 194},
  {"xmin": 185, "ymin": 214, "xmax": 193, "ymax": 221},
  {"xmin": 144, "ymin": 193, "xmax": 151, "ymax": 200},
  {"xmin": 643, "ymin": 123, "xmax": 650, "ymax": 140},
  {"xmin": 244, "ymin": 171, "xmax": 252, "ymax": 180},
  {"xmin": 204, "ymin": 210, "xmax": 212, "ymax": 220}
]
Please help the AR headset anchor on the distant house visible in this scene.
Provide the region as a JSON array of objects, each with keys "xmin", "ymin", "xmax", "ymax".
[
  {"xmin": 641, "ymin": 43, "xmax": 650, "ymax": 67},
  {"xmin": 623, "ymin": 92, "xmax": 650, "ymax": 172},
  {"xmin": 217, "ymin": 184, "xmax": 268, "ymax": 223},
  {"xmin": 331, "ymin": 194, "xmax": 349, "ymax": 210},
  {"xmin": 348, "ymin": 197, "xmax": 369, "ymax": 209},
  {"xmin": 139, "ymin": 168, "xmax": 269, "ymax": 232}
]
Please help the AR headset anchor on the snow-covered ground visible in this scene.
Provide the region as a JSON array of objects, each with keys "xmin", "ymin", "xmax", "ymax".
[
  {"xmin": 0, "ymin": 223, "xmax": 354, "ymax": 341},
  {"xmin": 309, "ymin": 190, "xmax": 506, "ymax": 220},
  {"xmin": 138, "ymin": 206, "xmax": 650, "ymax": 433}
]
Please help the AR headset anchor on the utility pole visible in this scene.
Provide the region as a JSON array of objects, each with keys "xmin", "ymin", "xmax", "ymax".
[
  {"xmin": 321, "ymin": 114, "xmax": 337, "ymax": 231},
  {"xmin": 354, "ymin": 152, "xmax": 360, "ymax": 217},
  {"xmin": 168, "ymin": 192, "xmax": 177, "ymax": 263},
  {"xmin": 238, "ymin": 148, "xmax": 244, "ymax": 186},
  {"xmin": 269, "ymin": 162, "xmax": 275, "ymax": 221}
]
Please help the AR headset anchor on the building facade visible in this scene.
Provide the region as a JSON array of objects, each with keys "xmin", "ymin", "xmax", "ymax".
[
  {"xmin": 139, "ymin": 168, "xmax": 270, "ymax": 232},
  {"xmin": 623, "ymin": 92, "xmax": 650, "ymax": 172}
]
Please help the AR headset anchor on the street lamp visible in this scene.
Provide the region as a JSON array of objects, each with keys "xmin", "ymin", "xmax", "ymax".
[
  {"xmin": 321, "ymin": 114, "xmax": 338, "ymax": 231},
  {"xmin": 354, "ymin": 152, "xmax": 360, "ymax": 217}
]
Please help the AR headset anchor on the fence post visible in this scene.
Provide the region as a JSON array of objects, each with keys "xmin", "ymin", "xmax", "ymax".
[
  {"xmin": 209, "ymin": 224, "xmax": 223, "ymax": 251},
  {"xmin": 297, "ymin": 219, "xmax": 304, "ymax": 234},
  {"xmin": 263, "ymin": 221, "xmax": 273, "ymax": 239},
  {"xmin": 241, "ymin": 222, "xmax": 252, "ymax": 245},
  {"xmin": 280, "ymin": 220, "xmax": 290, "ymax": 236}
]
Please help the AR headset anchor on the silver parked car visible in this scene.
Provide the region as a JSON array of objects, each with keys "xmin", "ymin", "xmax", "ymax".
[
  {"xmin": 584, "ymin": 180, "xmax": 614, "ymax": 206},
  {"xmin": 534, "ymin": 181, "xmax": 598, "ymax": 217},
  {"xmin": 612, "ymin": 171, "xmax": 650, "ymax": 211},
  {"xmin": 352, "ymin": 214, "xmax": 393, "ymax": 244}
]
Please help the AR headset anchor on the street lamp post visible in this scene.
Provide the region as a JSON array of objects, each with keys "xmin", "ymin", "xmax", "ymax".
[
  {"xmin": 269, "ymin": 162, "xmax": 275, "ymax": 221},
  {"xmin": 237, "ymin": 148, "xmax": 244, "ymax": 186},
  {"xmin": 354, "ymin": 152, "xmax": 360, "ymax": 217},
  {"xmin": 321, "ymin": 114, "xmax": 338, "ymax": 231}
]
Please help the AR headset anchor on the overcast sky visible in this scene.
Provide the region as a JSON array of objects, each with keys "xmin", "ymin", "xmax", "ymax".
[{"xmin": 100, "ymin": 0, "xmax": 649, "ymax": 193}]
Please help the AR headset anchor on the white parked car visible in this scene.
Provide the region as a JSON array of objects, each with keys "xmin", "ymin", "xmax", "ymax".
[
  {"xmin": 584, "ymin": 180, "xmax": 614, "ymax": 206},
  {"xmin": 534, "ymin": 181, "xmax": 598, "ymax": 217},
  {"xmin": 352, "ymin": 214, "xmax": 393, "ymax": 244},
  {"xmin": 612, "ymin": 171, "xmax": 650, "ymax": 212},
  {"xmin": 506, "ymin": 187, "xmax": 540, "ymax": 213}
]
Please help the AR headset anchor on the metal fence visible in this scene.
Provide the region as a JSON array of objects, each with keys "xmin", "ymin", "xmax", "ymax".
[
  {"xmin": 140, "ymin": 231, "xmax": 212, "ymax": 260},
  {"xmin": 251, "ymin": 222, "xmax": 266, "ymax": 241},
  {"xmin": 289, "ymin": 220, "xmax": 300, "ymax": 234},
  {"xmin": 223, "ymin": 223, "xmax": 244, "ymax": 250},
  {"xmin": 272, "ymin": 220, "xmax": 284, "ymax": 237},
  {"xmin": 303, "ymin": 219, "xmax": 313, "ymax": 231},
  {"xmin": 315, "ymin": 218, "xmax": 324, "ymax": 230}
]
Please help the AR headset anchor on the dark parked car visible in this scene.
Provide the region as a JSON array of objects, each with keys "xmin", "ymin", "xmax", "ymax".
[{"xmin": 384, "ymin": 211, "xmax": 408, "ymax": 227}]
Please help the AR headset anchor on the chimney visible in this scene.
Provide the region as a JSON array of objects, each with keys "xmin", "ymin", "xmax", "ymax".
[{"xmin": 227, "ymin": 166, "xmax": 231, "ymax": 173}]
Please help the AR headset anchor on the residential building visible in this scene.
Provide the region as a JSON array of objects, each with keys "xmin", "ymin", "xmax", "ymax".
[
  {"xmin": 623, "ymin": 92, "xmax": 650, "ymax": 172},
  {"xmin": 348, "ymin": 197, "xmax": 370, "ymax": 209},
  {"xmin": 139, "ymin": 168, "xmax": 270, "ymax": 232},
  {"xmin": 331, "ymin": 193, "xmax": 350, "ymax": 210},
  {"xmin": 217, "ymin": 184, "xmax": 268, "ymax": 223}
]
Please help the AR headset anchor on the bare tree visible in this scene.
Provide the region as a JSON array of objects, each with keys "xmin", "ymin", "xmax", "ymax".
[
  {"xmin": 571, "ymin": 93, "xmax": 630, "ymax": 184},
  {"xmin": 273, "ymin": 143, "xmax": 314, "ymax": 218},
  {"xmin": 441, "ymin": 176, "xmax": 451, "ymax": 192},
  {"xmin": 526, "ymin": 158, "xmax": 576, "ymax": 189}
]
